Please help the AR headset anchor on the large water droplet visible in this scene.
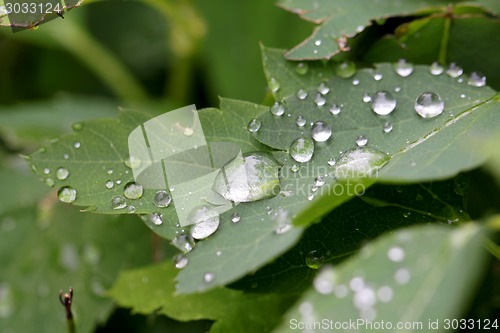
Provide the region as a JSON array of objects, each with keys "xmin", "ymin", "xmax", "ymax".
[
  {"xmin": 317, "ymin": 82, "xmax": 330, "ymax": 95},
  {"xmin": 269, "ymin": 77, "xmax": 280, "ymax": 93},
  {"xmin": 111, "ymin": 195, "xmax": 127, "ymax": 210},
  {"xmin": 189, "ymin": 205, "xmax": 220, "ymax": 240},
  {"xmin": 355, "ymin": 135, "xmax": 368, "ymax": 147},
  {"xmin": 430, "ymin": 61, "xmax": 443, "ymax": 75},
  {"xmin": 231, "ymin": 212, "xmax": 241, "ymax": 223},
  {"xmin": 154, "ymin": 190, "xmax": 172, "ymax": 208},
  {"xmin": 171, "ymin": 233, "xmax": 195, "ymax": 253},
  {"xmin": 58, "ymin": 186, "xmax": 77, "ymax": 203},
  {"xmin": 296, "ymin": 115, "xmax": 306, "ymax": 127},
  {"xmin": 0, "ymin": 283, "xmax": 14, "ymax": 318},
  {"xmin": 313, "ymin": 266, "xmax": 336, "ymax": 294},
  {"xmin": 124, "ymin": 182, "xmax": 143, "ymax": 200},
  {"xmin": 446, "ymin": 63, "xmax": 463, "ymax": 78},
  {"xmin": 314, "ymin": 94, "xmax": 326, "ymax": 107},
  {"xmin": 213, "ymin": 153, "xmax": 280, "ymax": 203},
  {"xmin": 247, "ymin": 118, "xmax": 261, "ymax": 133},
  {"xmin": 394, "ymin": 59, "xmax": 413, "ymax": 77},
  {"xmin": 329, "ymin": 104, "xmax": 341, "ymax": 115},
  {"xmin": 306, "ymin": 250, "xmax": 325, "ymax": 269},
  {"xmin": 296, "ymin": 62, "xmax": 309, "ymax": 75},
  {"xmin": 335, "ymin": 61, "xmax": 356, "ymax": 78},
  {"xmin": 311, "ymin": 121, "xmax": 332, "ymax": 142},
  {"xmin": 174, "ymin": 253, "xmax": 188, "ymax": 269},
  {"xmin": 333, "ymin": 148, "xmax": 390, "ymax": 180},
  {"xmin": 270, "ymin": 102, "xmax": 285, "ymax": 116},
  {"xmin": 371, "ymin": 91, "xmax": 396, "ymax": 115},
  {"xmin": 414, "ymin": 92, "xmax": 444, "ymax": 118},
  {"xmin": 468, "ymin": 72, "xmax": 486, "ymax": 87},
  {"xmin": 296, "ymin": 89, "xmax": 308, "ymax": 100},
  {"xmin": 383, "ymin": 122, "xmax": 393, "ymax": 133},
  {"xmin": 290, "ymin": 138, "xmax": 314, "ymax": 163},
  {"xmin": 56, "ymin": 168, "xmax": 69, "ymax": 180}
]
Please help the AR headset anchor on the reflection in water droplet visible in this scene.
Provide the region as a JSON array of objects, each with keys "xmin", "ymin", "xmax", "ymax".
[
  {"xmin": 58, "ymin": 186, "xmax": 77, "ymax": 203},
  {"xmin": 446, "ymin": 63, "xmax": 463, "ymax": 78},
  {"xmin": 189, "ymin": 205, "xmax": 220, "ymax": 239},
  {"xmin": 111, "ymin": 195, "xmax": 127, "ymax": 210},
  {"xmin": 296, "ymin": 89, "xmax": 308, "ymax": 100},
  {"xmin": 204, "ymin": 272, "xmax": 215, "ymax": 283},
  {"xmin": 154, "ymin": 190, "xmax": 172, "ymax": 208},
  {"xmin": 383, "ymin": 122, "xmax": 393, "ymax": 133},
  {"xmin": 430, "ymin": 62, "xmax": 444, "ymax": 75},
  {"xmin": 174, "ymin": 254, "xmax": 188, "ymax": 269},
  {"xmin": 306, "ymin": 250, "xmax": 325, "ymax": 269},
  {"xmin": 269, "ymin": 77, "xmax": 280, "ymax": 93},
  {"xmin": 335, "ymin": 61, "xmax": 356, "ymax": 78},
  {"xmin": 329, "ymin": 104, "xmax": 341, "ymax": 115},
  {"xmin": 171, "ymin": 233, "xmax": 195, "ymax": 253},
  {"xmin": 296, "ymin": 62, "xmax": 309, "ymax": 75},
  {"xmin": 290, "ymin": 138, "xmax": 314, "ymax": 163},
  {"xmin": 231, "ymin": 212, "xmax": 241, "ymax": 223},
  {"xmin": 468, "ymin": 72, "xmax": 486, "ymax": 87},
  {"xmin": 247, "ymin": 118, "xmax": 261, "ymax": 133},
  {"xmin": 0, "ymin": 283, "xmax": 14, "ymax": 318},
  {"xmin": 270, "ymin": 102, "xmax": 285, "ymax": 116},
  {"xmin": 414, "ymin": 92, "xmax": 444, "ymax": 118},
  {"xmin": 56, "ymin": 168, "xmax": 69, "ymax": 180},
  {"xmin": 124, "ymin": 182, "xmax": 143, "ymax": 200},
  {"xmin": 355, "ymin": 136, "xmax": 368, "ymax": 147},
  {"xmin": 313, "ymin": 266, "xmax": 336, "ymax": 294},
  {"xmin": 311, "ymin": 121, "xmax": 332, "ymax": 142},
  {"xmin": 371, "ymin": 91, "xmax": 396, "ymax": 115},
  {"xmin": 314, "ymin": 94, "xmax": 326, "ymax": 107},
  {"xmin": 105, "ymin": 181, "xmax": 114, "ymax": 189},
  {"xmin": 394, "ymin": 59, "xmax": 413, "ymax": 77},
  {"xmin": 317, "ymin": 82, "xmax": 330, "ymax": 95},
  {"xmin": 334, "ymin": 148, "xmax": 389, "ymax": 180},
  {"xmin": 296, "ymin": 115, "xmax": 306, "ymax": 127}
]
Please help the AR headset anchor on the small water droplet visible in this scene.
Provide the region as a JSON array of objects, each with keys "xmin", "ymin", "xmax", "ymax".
[
  {"xmin": 467, "ymin": 71, "xmax": 486, "ymax": 87},
  {"xmin": 329, "ymin": 104, "xmax": 341, "ymax": 115},
  {"xmin": 314, "ymin": 176, "xmax": 326, "ymax": 187},
  {"xmin": 154, "ymin": 190, "xmax": 172, "ymax": 208},
  {"xmin": 327, "ymin": 157, "xmax": 336, "ymax": 166},
  {"xmin": 124, "ymin": 156, "xmax": 142, "ymax": 169},
  {"xmin": 247, "ymin": 118, "xmax": 261, "ymax": 133},
  {"xmin": 204, "ymin": 272, "xmax": 215, "ymax": 283},
  {"xmin": 174, "ymin": 253, "xmax": 188, "ymax": 269},
  {"xmin": 72, "ymin": 122, "xmax": 83, "ymax": 131},
  {"xmin": 169, "ymin": 186, "xmax": 175, "ymax": 192},
  {"xmin": 314, "ymin": 94, "xmax": 326, "ymax": 106},
  {"xmin": 314, "ymin": 39, "xmax": 322, "ymax": 46},
  {"xmin": 362, "ymin": 93, "xmax": 372, "ymax": 103},
  {"xmin": 446, "ymin": 63, "xmax": 463, "ymax": 78},
  {"xmin": 373, "ymin": 73, "xmax": 383, "ymax": 81},
  {"xmin": 313, "ymin": 266, "xmax": 336, "ymax": 294},
  {"xmin": 387, "ymin": 246, "xmax": 405, "ymax": 262},
  {"xmin": 111, "ymin": 195, "xmax": 127, "ymax": 210},
  {"xmin": 189, "ymin": 205, "xmax": 220, "ymax": 240},
  {"xmin": 377, "ymin": 286, "xmax": 393, "ymax": 303},
  {"xmin": 335, "ymin": 61, "xmax": 356, "ymax": 78},
  {"xmin": 291, "ymin": 164, "xmax": 300, "ymax": 173},
  {"xmin": 317, "ymin": 82, "xmax": 330, "ymax": 95},
  {"xmin": 73, "ymin": 142, "xmax": 81, "ymax": 149},
  {"xmin": 273, "ymin": 208, "xmax": 292, "ymax": 234},
  {"xmin": 311, "ymin": 121, "xmax": 332, "ymax": 142},
  {"xmin": 231, "ymin": 212, "xmax": 241, "ymax": 223},
  {"xmin": 45, "ymin": 178, "xmax": 55, "ymax": 187},
  {"xmin": 63, "ymin": 153, "xmax": 69, "ymax": 160},
  {"xmin": 296, "ymin": 115, "xmax": 306, "ymax": 127},
  {"xmin": 269, "ymin": 77, "xmax": 280, "ymax": 93},
  {"xmin": 371, "ymin": 91, "xmax": 396, "ymax": 115},
  {"xmin": 270, "ymin": 102, "xmax": 285, "ymax": 116},
  {"xmin": 430, "ymin": 61, "xmax": 444, "ymax": 75},
  {"xmin": 306, "ymin": 250, "xmax": 325, "ymax": 269},
  {"xmin": 43, "ymin": 168, "xmax": 50, "ymax": 175},
  {"xmin": 171, "ymin": 233, "xmax": 195, "ymax": 253},
  {"xmin": 56, "ymin": 168, "xmax": 69, "ymax": 180},
  {"xmin": 352, "ymin": 79, "xmax": 360, "ymax": 86},
  {"xmin": 296, "ymin": 89, "xmax": 308, "ymax": 100},
  {"xmin": 105, "ymin": 181, "xmax": 114, "ymax": 189},
  {"xmin": 383, "ymin": 122, "xmax": 393, "ymax": 133},
  {"xmin": 127, "ymin": 206, "xmax": 136, "ymax": 214},
  {"xmin": 58, "ymin": 186, "xmax": 77, "ymax": 203},
  {"xmin": 394, "ymin": 59, "xmax": 413, "ymax": 77},
  {"xmin": 355, "ymin": 135, "xmax": 368, "ymax": 147},
  {"xmin": 107, "ymin": 169, "xmax": 113, "ymax": 175},
  {"xmin": 414, "ymin": 92, "xmax": 444, "ymax": 118},
  {"xmin": 290, "ymin": 138, "xmax": 315, "ymax": 163},
  {"xmin": 296, "ymin": 62, "xmax": 309, "ymax": 75},
  {"xmin": 394, "ymin": 86, "xmax": 401, "ymax": 93},
  {"xmin": 349, "ymin": 276, "xmax": 365, "ymax": 291},
  {"xmin": 124, "ymin": 182, "xmax": 143, "ymax": 200},
  {"xmin": 149, "ymin": 213, "xmax": 163, "ymax": 225}
]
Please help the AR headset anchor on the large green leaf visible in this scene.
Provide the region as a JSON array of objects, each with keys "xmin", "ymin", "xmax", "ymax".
[
  {"xmin": 258, "ymin": 47, "xmax": 498, "ymax": 182},
  {"xmin": 0, "ymin": 204, "xmax": 151, "ymax": 333},
  {"xmin": 108, "ymin": 262, "xmax": 294, "ymax": 333},
  {"xmin": 273, "ymin": 222, "xmax": 488, "ymax": 332}
]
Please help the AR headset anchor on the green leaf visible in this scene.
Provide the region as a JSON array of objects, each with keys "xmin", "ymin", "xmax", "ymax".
[
  {"xmin": 273, "ymin": 222, "xmax": 488, "ymax": 332},
  {"xmin": 0, "ymin": 204, "xmax": 151, "ymax": 333},
  {"xmin": 108, "ymin": 262, "xmax": 295, "ymax": 333},
  {"xmin": 259, "ymin": 47, "xmax": 498, "ymax": 182},
  {"xmin": 278, "ymin": 0, "xmax": 453, "ymax": 60}
]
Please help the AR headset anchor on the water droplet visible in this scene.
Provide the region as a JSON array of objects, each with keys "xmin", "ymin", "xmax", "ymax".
[
  {"xmin": 43, "ymin": 168, "xmax": 50, "ymax": 175},
  {"xmin": 327, "ymin": 158, "xmax": 336, "ymax": 166},
  {"xmin": 394, "ymin": 59, "xmax": 413, "ymax": 77},
  {"xmin": 306, "ymin": 250, "xmax": 325, "ymax": 269},
  {"xmin": 213, "ymin": 153, "xmax": 281, "ymax": 203},
  {"xmin": 430, "ymin": 61, "xmax": 443, "ymax": 75},
  {"xmin": 269, "ymin": 77, "xmax": 280, "ymax": 93},
  {"xmin": 329, "ymin": 104, "xmax": 341, "ymax": 115},
  {"xmin": 377, "ymin": 286, "xmax": 393, "ymax": 303},
  {"xmin": 174, "ymin": 253, "xmax": 188, "ymax": 269},
  {"xmin": 296, "ymin": 62, "xmax": 309, "ymax": 75},
  {"xmin": 362, "ymin": 93, "xmax": 372, "ymax": 103},
  {"xmin": 204, "ymin": 272, "xmax": 215, "ymax": 283},
  {"xmin": 334, "ymin": 148, "xmax": 389, "ymax": 180},
  {"xmin": 314, "ymin": 176, "xmax": 326, "ymax": 187},
  {"xmin": 313, "ymin": 266, "xmax": 336, "ymax": 294},
  {"xmin": 371, "ymin": 91, "xmax": 396, "ymax": 115},
  {"xmin": 45, "ymin": 178, "xmax": 55, "ymax": 187},
  {"xmin": 83, "ymin": 243, "xmax": 101, "ymax": 265},
  {"xmin": 59, "ymin": 243, "xmax": 79, "ymax": 271},
  {"xmin": 124, "ymin": 156, "xmax": 142, "ymax": 169},
  {"xmin": 0, "ymin": 283, "xmax": 14, "ymax": 318},
  {"xmin": 124, "ymin": 182, "xmax": 143, "ymax": 200},
  {"xmin": 296, "ymin": 89, "xmax": 308, "ymax": 100},
  {"xmin": 153, "ymin": 190, "xmax": 172, "ymax": 208},
  {"xmin": 446, "ymin": 63, "xmax": 463, "ymax": 78},
  {"xmin": 296, "ymin": 115, "xmax": 306, "ymax": 127},
  {"xmin": 291, "ymin": 164, "xmax": 300, "ymax": 172},
  {"xmin": 183, "ymin": 127, "xmax": 194, "ymax": 136},
  {"xmin": 111, "ymin": 195, "xmax": 127, "ymax": 210},
  {"xmin": 56, "ymin": 168, "xmax": 69, "ymax": 180},
  {"xmin": 311, "ymin": 121, "xmax": 332, "ymax": 142},
  {"xmin": 314, "ymin": 94, "xmax": 326, "ymax": 106},
  {"xmin": 355, "ymin": 135, "xmax": 368, "ymax": 147},
  {"xmin": 373, "ymin": 73, "xmax": 383, "ymax": 81},
  {"xmin": 317, "ymin": 82, "xmax": 330, "ymax": 95},
  {"xmin": 387, "ymin": 246, "xmax": 405, "ymax": 262},
  {"xmin": 149, "ymin": 213, "xmax": 163, "ymax": 225},
  {"xmin": 414, "ymin": 92, "xmax": 444, "ymax": 118},
  {"xmin": 394, "ymin": 268, "xmax": 410, "ymax": 284},
  {"xmin": 270, "ymin": 102, "xmax": 285, "ymax": 116},
  {"xmin": 273, "ymin": 208, "xmax": 292, "ymax": 234},
  {"xmin": 349, "ymin": 276, "xmax": 365, "ymax": 291},
  {"xmin": 105, "ymin": 181, "xmax": 114, "ymax": 189},
  {"xmin": 73, "ymin": 142, "xmax": 81, "ymax": 149},
  {"xmin": 189, "ymin": 205, "xmax": 220, "ymax": 240},
  {"xmin": 231, "ymin": 212, "xmax": 241, "ymax": 223},
  {"xmin": 334, "ymin": 284, "xmax": 349, "ymax": 298},
  {"xmin": 107, "ymin": 169, "xmax": 113, "ymax": 175},
  {"xmin": 290, "ymin": 138, "xmax": 314, "ymax": 163},
  {"xmin": 383, "ymin": 122, "xmax": 393, "ymax": 133},
  {"xmin": 127, "ymin": 206, "xmax": 136, "ymax": 214},
  {"xmin": 72, "ymin": 122, "xmax": 83, "ymax": 131},
  {"xmin": 335, "ymin": 61, "xmax": 356, "ymax": 78},
  {"xmin": 247, "ymin": 118, "xmax": 261, "ymax": 133},
  {"xmin": 394, "ymin": 86, "xmax": 401, "ymax": 93},
  {"xmin": 352, "ymin": 79, "xmax": 360, "ymax": 86},
  {"xmin": 58, "ymin": 186, "xmax": 77, "ymax": 203},
  {"xmin": 171, "ymin": 233, "xmax": 195, "ymax": 253},
  {"xmin": 353, "ymin": 287, "xmax": 376, "ymax": 310},
  {"xmin": 63, "ymin": 153, "xmax": 69, "ymax": 160},
  {"xmin": 468, "ymin": 72, "xmax": 486, "ymax": 87},
  {"xmin": 314, "ymin": 39, "xmax": 322, "ymax": 46}
]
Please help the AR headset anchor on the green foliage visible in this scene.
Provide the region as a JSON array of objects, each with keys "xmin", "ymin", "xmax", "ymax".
[{"xmin": 0, "ymin": 0, "xmax": 499, "ymax": 332}]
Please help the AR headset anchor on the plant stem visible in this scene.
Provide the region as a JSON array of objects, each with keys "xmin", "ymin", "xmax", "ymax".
[{"xmin": 438, "ymin": 8, "xmax": 452, "ymax": 65}]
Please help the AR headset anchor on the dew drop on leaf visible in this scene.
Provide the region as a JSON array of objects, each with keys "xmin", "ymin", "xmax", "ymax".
[
  {"xmin": 296, "ymin": 115, "xmax": 306, "ymax": 127},
  {"xmin": 189, "ymin": 205, "xmax": 220, "ymax": 240},
  {"xmin": 394, "ymin": 59, "xmax": 413, "ymax": 77},
  {"xmin": 123, "ymin": 182, "xmax": 143, "ymax": 200},
  {"xmin": 105, "ymin": 181, "xmax": 114, "ymax": 189},
  {"xmin": 45, "ymin": 178, "xmax": 55, "ymax": 187},
  {"xmin": 383, "ymin": 122, "xmax": 393, "ymax": 133},
  {"xmin": 43, "ymin": 168, "xmax": 50, "ymax": 175},
  {"xmin": 373, "ymin": 73, "xmax": 383, "ymax": 81},
  {"xmin": 153, "ymin": 190, "xmax": 172, "ymax": 208},
  {"xmin": 314, "ymin": 39, "xmax": 322, "ymax": 46},
  {"xmin": 58, "ymin": 186, "xmax": 77, "ymax": 203},
  {"xmin": 291, "ymin": 164, "xmax": 300, "ymax": 173},
  {"xmin": 174, "ymin": 254, "xmax": 188, "ymax": 269},
  {"xmin": 148, "ymin": 213, "xmax": 163, "ymax": 225},
  {"xmin": 329, "ymin": 104, "xmax": 341, "ymax": 115},
  {"xmin": 355, "ymin": 135, "xmax": 368, "ymax": 147},
  {"xmin": 334, "ymin": 61, "xmax": 356, "ymax": 78},
  {"xmin": 414, "ymin": 92, "xmax": 444, "ymax": 118},
  {"xmin": 352, "ymin": 79, "xmax": 360, "ymax": 86},
  {"xmin": 327, "ymin": 157, "xmax": 336, "ymax": 166},
  {"xmin": 269, "ymin": 77, "xmax": 280, "ymax": 93},
  {"xmin": 430, "ymin": 61, "xmax": 444, "ymax": 75},
  {"xmin": 73, "ymin": 142, "xmax": 81, "ymax": 149},
  {"xmin": 56, "ymin": 167, "xmax": 69, "ymax": 180},
  {"xmin": 270, "ymin": 102, "xmax": 285, "ymax": 116},
  {"xmin": 171, "ymin": 233, "xmax": 195, "ymax": 253},
  {"xmin": 111, "ymin": 195, "xmax": 127, "ymax": 210},
  {"xmin": 296, "ymin": 62, "xmax": 309, "ymax": 75},
  {"xmin": 387, "ymin": 246, "xmax": 405, "ymax": 262},
  {"xmin": 362, "ymin": 93, "xmax": 372, "ymax": 103},
  {"xmin": 314, "ymin": 94, "xmax": 326, "ymax": 107},
  {"xmin": 317, "ymin": 82, "xmax": 330, "ymax": 95},
  {"xmin": 124, "ymin": 156, "xmax": 142, "ymax": 169},
  {"xmin": 371, "ymin": 91, "xmax": 396, "ymax": 115},
  {"xmin": 230, "ymin": 212, "xmax": 241, "ymax": 223},
  {"xmin": 296, "ymin": 89, "xmax": 308, "ymax": 100},
  {"xmin": 306, "ymin": 250, "xmax": 325, "ymax": 269},
  {"xmin": 311, "ymin": 121, "xmax": 332, "ymax": 142},
  {"xmin": 467, "ymin": 72, "xmax": 486, "ymax": 87},
  {"xmin": 353, "ymin": 287, "xmax": 376, "ymax": 310},
  {"xmin": 290, "ymin": 138, "xmax": 314, "ymax": 163},
  {"xmin": 446, "ymin": 63, "xmax": 463, "ymax": 78},
  {"xmin": 72, "ymin": 122, "xmax": 83, "ymax": 131},
  {"xmin": 333, "ymin": 148, "xmax": 389, "ymax": 180},
  {"xmin": 203, "ymin": 272, "xmax": 215, "ymax": 283},
  {"xmin": 247, "ymin": 118, "xmax": 261, "ymax": 133},
  {"xmin": 314, "ymin": 176, "xmax": 326, "ymax": 187}
]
